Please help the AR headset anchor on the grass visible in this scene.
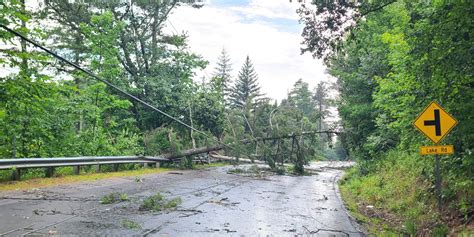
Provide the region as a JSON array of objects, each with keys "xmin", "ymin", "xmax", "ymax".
[
  {"xmin": 0, "ymin": 162, "xmax": 230, "ymax": 192},
  {"xmin": 338, "ymin": 150, "xmax": 459, "ymax": 236},
  {"xmin": 0, "ymin": 167, "xmax": 174, "ymax": 192},
  {"xmin": 139, "ymin": 192, "xmax": 182, "ymax": 212},
  {"xmin": 339, "ymin": 169, "xmax": 399, "ymax": 235}
]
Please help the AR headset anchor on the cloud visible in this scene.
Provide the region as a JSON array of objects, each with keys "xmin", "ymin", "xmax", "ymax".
[
  {"xmin": 167, "ymin": 0, "xmax": 334, "ymax": 102},
  {"xmin": 229, "ymin": 0, "xmax": 300, "ymax": 21}
]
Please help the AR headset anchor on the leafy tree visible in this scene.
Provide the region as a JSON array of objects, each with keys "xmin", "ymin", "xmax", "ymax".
[
  {"xmin": 41, "ymin": 1, "xmax": 207, "ymax": 132},
  {"xmin": 299, "ymin": 0, "xmax": 474, "ymax": 231},
  {"xmin": 297, "ymin": 0, "xmax": 397, "ymax": 60}
]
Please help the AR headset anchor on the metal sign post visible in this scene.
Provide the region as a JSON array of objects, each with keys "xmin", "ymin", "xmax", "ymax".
[
  {"xmin": 434, "ymin": 154, "xmax": 441, "ymax": 209},
  {"xmin": 413, "ymin": 101, "xmax": 458, "ymax": 211}
]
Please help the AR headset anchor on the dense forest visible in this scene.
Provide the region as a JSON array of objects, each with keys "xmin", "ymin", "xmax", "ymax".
[
  {"xmin": 0, "ymin": 0, "xmax": 341, "ymax": 177},
  {"xmin": 298, "ymin": 0, "xmax": 473, "ymax": 234}
]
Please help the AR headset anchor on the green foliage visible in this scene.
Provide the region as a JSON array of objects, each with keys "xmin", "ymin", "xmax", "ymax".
[
  {"xmin": 340, "ymin": 151, "xmax": 437, "ymax": 234},
  {"xmin": 100, "ymin": 192, "xmax": 129, "ymax": 204},
  {"xmin": 144, "ymin": 128, "xmax": 183, "ymax": 156},
  {"xmin": 212, "ymin": 48, "xmax": 233, "ymax": 104},
  {"xmin": 139, "ymin": 192, "xmax": 181, "ymax": 212},
  {"xmin": 180, "ymin": 156, "xmax": 194, "ymax": 169},
  {"xmin": 164, "ymin": 197, "xmax": 182, "ymax": 209},
  {"xmin": 0, "ymin": 0, "xmax": 342, "ymax": 186},
  {"xmin": 121, "ymin": 219, "xmax": 141, "ymax": 229},
  {"xmin": 287, "ymin": 79, "xmax": 314, "ymax": 117},
  {"xmin": 229, "ymin": 56, "xmax": 263, "ymax": 111},
  {"xmin": 301, "ymin": 1, "xmax": 473, "ymax": 231}
]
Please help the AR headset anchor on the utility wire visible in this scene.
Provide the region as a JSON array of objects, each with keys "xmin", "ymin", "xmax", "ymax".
[{"xmin": 0, "ymin": 23, "xmax": 240, "ymax": 152}]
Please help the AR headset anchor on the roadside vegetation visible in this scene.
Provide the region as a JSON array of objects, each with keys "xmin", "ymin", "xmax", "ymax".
[
  {"xmin": 0, "ymin": 161, "xmax": 231, "ymax": 191},
  {"xmin": 0, "ymin": 167, "xmax": 173, "ymax": 192},
  {"xmin": 298, "ymin": 1, "xmax": 473, "ymax": 234}
]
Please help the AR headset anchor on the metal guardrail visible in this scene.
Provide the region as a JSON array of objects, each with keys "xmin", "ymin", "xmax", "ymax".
[
  {"xmin": 0, "ymin": 156, "xmax": 170, "ymax": 170},
  {"xmin": 0, "ymin": 156, "xmax": 172, "ymax": 180}
]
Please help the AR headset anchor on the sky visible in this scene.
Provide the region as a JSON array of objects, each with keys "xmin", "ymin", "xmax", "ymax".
[{"xmin": 166, "ymin": 0, "xmax": 334, "ymax": 102}]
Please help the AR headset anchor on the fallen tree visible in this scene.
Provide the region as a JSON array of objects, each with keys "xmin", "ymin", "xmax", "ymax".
[
  {"xmin": 141, "ymin": 130, "xmax": 340, "ymax": 163},
  {"xmin": 208, "ymin": 152, "xmax": 265, "ymax": 164}
]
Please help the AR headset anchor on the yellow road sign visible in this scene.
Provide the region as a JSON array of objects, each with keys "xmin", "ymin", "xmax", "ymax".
[
  {"xmin": 420, "ymin": 145, "xmax": 454, "ymax": 155},
  {"xmin": 413, "ymin": 101, "xmax": 458, "ymax": 144}
]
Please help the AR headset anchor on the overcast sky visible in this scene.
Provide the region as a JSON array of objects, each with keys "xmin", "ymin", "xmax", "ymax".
[{"xmin": 167, "ymin": 0, "xmax": 334, "ymax": 102}]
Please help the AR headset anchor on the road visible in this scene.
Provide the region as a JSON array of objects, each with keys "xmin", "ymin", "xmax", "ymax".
[{"xmin": 0, "ymin": 161, "xmax": 364, "ymax": 236}]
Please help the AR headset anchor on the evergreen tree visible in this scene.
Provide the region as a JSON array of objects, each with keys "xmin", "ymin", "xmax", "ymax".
[
  {"xmin": 229, "ymin": 55, "xmax": 262, "ymax": 111},
  {"xmin": 287, "ymin": 79, "xmax": 314, "ymax": 117},
  {"xmin": 212, "ymin": 48, "xmax": 233, "ymax": 102},
  {"xmin": 313, "ymin": 81, "xmax": 330, "ymax": 131}
]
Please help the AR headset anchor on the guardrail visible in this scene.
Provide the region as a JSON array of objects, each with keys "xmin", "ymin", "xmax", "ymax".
[{"xmin": 0, "ymin": 156, "xmax": 171, "ymax": 180}]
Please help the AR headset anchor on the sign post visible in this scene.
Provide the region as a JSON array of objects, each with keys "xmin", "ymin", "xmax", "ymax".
[
  {"xmin": 413, "ymin": 101, "xmax": 458, "ymax": 210},
  {"xmin": 434, "ymin": 154, "xmax": 441, "ymax": 209}
]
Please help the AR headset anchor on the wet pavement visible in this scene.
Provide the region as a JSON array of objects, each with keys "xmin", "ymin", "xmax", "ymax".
[{"xmin": 0, "ymin": 161, "xmax": 364, "ymax": 236}]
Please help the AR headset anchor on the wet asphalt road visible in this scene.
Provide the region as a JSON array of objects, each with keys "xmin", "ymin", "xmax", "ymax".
[{"xmin": 0, "ymin": 161, "xmax": 364, "ymax": 236}]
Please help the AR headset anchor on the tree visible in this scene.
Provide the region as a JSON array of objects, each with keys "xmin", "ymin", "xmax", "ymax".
[
  {"xmin": 297, "ymin": 0, "xmax": 397, "ymax": 61},
  {"xmin": 229, "ymin": 55, "xmax": 263, "ymax": 111},
  {"xmin": 212, "ymin": 48, "xmax": 233, "ymax": 103},
  {"xmin": 299, "ymin": 0, "xmax": 473, "ymax": 231},
  {"xmin": 41, "ymin": 1, "xmax": 207, "ymax": 132},
  {"xmin": 287, "ymin": 79, "xmax": 314, "ymax": 117},
  {"xmin": 313, "ymin": 81, "xmax": 330, "ymax": 131}
]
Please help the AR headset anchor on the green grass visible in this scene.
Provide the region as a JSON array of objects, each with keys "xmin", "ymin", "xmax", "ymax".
[
  {"xmin": 0, "ymin": 162, "xmax": 230, "ymax": 192},
  {"xmin": 0, "ymin": 167, "xmax": 174, "ymax": 192},
  {"xmin": 338, "ymin": 150, "xmax": 469, "ymax": 235},
  {"xmin": 339, "ymin": 170, "xmax": 399, "ymax": 235}
]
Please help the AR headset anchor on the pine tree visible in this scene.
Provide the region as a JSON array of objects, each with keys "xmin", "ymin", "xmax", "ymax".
[
  {"xmin": 229, "ymin": 55, "xmax": 262, "ymax": 111},
  {"xmin": 212, "ymin": 48, "xmax": 233, "ymax": 102},
  {"xmin": 313, "ymin": 81, "xmax": 330, "ymax": 131},
  {"xmin": 288, "ymin": 79, "xmax": 314, "ymax": 117}
]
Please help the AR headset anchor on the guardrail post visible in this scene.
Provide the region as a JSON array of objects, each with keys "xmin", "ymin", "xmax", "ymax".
[
  {"xmin": 95, "ymin": 165, "xmax": 101, "ymax": 173},
  {"xmin": 155, "ymin": 162, "xmax": 160, "ymax": 169},
  {"xmin": 73, "ymin": 166, "xmax": 80, "ymax": 175},
  {"xmin": 113, "ymin": 164, "xmax": 119, "ymax": 172},
  {"xmin": 12, "ymin": 168, "xmax": 21, "ymax": 181},
  {"xmin": 45, "ymin": 167, "xmax": 54, "ymax": 178}
]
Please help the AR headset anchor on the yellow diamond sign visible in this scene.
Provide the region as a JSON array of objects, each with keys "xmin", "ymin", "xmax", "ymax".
[{"xmin": 413, "ymin": 101, "xmax": 458, "ymax": 144}]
